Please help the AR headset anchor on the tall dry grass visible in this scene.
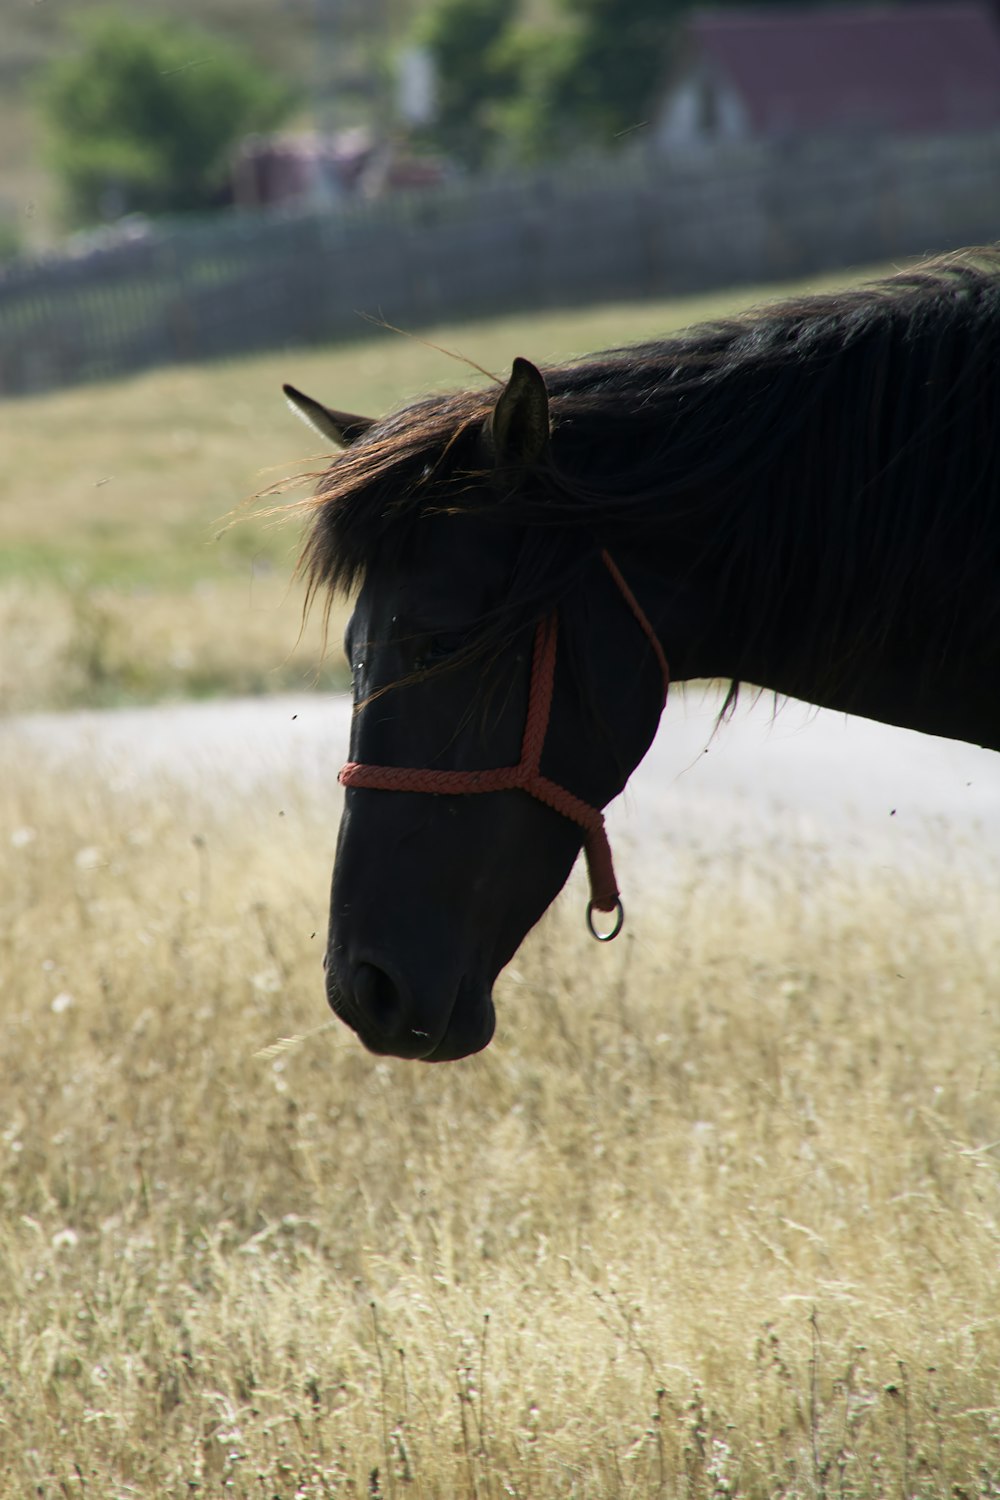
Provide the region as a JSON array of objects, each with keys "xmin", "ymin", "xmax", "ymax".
[{"xmin": 2, "ymin": 749, "xmax": 999, "ymax": 1497}]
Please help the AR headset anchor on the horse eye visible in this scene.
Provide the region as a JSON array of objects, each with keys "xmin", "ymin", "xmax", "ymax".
[{"xmin": 418, "ymin": 631, "xmax": 469, "ymax": 668}]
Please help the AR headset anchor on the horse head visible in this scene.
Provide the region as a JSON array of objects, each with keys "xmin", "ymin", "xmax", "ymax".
[{"xmin": 286, "ymin": 362, "xmax": 668, "ymax": 1060}]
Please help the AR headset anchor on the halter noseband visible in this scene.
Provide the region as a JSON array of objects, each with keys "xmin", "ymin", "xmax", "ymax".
[{"xmin": 338, "ymin": 550, "xmax": 669, "ymax": 940}]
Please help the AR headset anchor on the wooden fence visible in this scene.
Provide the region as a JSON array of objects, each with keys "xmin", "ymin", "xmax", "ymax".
[{"xmin": 3, "ymin": 131, "xmax": 1000, "ymax": 397}]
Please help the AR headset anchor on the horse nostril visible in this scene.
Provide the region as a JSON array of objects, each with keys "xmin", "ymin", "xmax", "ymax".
[{"xmin": 353, "ymin": 961, "xmax": 405, "ymax": 1037}]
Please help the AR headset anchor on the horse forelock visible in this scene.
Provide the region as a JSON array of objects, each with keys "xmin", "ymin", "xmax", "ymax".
[{"xmin": 298, "ymin": 389, "xmax": 496, "ymax": 605}]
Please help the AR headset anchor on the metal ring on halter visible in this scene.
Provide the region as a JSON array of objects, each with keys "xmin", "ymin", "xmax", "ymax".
[{"xmin": 586, "ymin": 898, "xmax": 625, "ymax": 942}]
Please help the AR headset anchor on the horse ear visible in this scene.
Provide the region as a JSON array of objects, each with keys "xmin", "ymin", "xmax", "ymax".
[
  {"xmin": 283, "ymin": 384, "xmax": 375, "ymax": 447},
  {"xmin": 487, "ymin": 358, "xmax": 550, "ymax": 467}
]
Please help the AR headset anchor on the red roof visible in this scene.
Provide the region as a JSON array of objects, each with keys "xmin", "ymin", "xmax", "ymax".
[{"xmin": 689, "ymin": 3, "xmax": 1000, "ymax": 136}]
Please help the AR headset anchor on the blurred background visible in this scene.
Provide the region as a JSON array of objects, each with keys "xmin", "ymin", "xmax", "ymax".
[{"xmin": 4, "ymin": 0, "xmax": 1000, "ymax": 395}]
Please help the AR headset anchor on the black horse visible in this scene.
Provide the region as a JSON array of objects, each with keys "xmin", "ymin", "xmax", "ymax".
[{"xmin": 287, "ymin": 251, "xmax": 1000, "ymax": 1061}]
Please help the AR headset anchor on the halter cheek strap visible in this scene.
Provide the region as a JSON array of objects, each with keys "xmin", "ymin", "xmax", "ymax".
[{"xmin": 338, "ymin": 550, "xmax": 670, "ymax": 938}]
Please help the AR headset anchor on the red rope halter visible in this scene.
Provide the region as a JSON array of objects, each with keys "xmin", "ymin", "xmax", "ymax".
[{"xmin": 339, "ymin": 551, "xmax": 669, "ymax": 937}]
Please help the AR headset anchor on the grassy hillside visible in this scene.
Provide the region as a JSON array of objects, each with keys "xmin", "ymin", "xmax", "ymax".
[{"xmin": 1, "ymin": 267, "xmax": 886, "ymax": 713}]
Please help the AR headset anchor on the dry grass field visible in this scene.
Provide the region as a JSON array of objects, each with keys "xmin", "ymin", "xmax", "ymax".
[{"xmin": 2, "ymin": 748, "xmax": 999, "ymax": 1497}]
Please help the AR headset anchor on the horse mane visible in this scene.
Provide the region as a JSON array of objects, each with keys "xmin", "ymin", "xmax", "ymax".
[{"xmin": 301, "ymin": 248, "xmax": 1000, "ymax": 689}]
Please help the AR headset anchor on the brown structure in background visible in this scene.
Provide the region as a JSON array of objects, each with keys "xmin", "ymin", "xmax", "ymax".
[{"xmin": 656, "ymin": 2, "xmax": 1000, "ymax": 148}]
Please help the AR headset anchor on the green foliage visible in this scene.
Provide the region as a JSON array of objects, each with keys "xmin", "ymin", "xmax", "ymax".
[
  {"xmin": 38, "ymin": 12, "xmax": 294, "ymax": 224},
  {"xmin": 416, "ymin": 0, "xmax": 522, "ymax": 169},
  {"xmin": 416, "ymin": 0, "xmax": 686, "ymax": 166},
  {"xmin": 535, "ymin": 0, "xmax": 685, "ymax": 148},
  {"xmin": 0, "ymin": 216, "xmax": 23, "ymax": 264}
]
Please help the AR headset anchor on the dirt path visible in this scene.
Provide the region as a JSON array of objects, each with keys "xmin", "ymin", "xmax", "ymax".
[{"xmin": 6, "ymin": 688, "xmax": 998, "ymax": 897}]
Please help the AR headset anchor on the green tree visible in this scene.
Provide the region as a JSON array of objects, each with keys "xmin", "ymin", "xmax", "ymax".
[
  {"xmin": 416, "ymin": 0, "xmax": 687, "ymax": 166},
  {"xmin": 39, "ymin": 13, "xmax": 294, "ymax": 224},
  {"xmin": 533, "ymin": 0, "xmax": 685, "ymax": 150},
  {"xmin": 415, "ymin": 0, "xmax": 522, "ymax": 169}
]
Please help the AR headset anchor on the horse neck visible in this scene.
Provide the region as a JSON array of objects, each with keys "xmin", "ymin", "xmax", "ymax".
[
  {"xmin": 607, "ymin": 522, "xmax": 770, "ymax": 688},
  {"xmin": 609, "ymin": 506, "xmax": 1000, "ymax": 752}
]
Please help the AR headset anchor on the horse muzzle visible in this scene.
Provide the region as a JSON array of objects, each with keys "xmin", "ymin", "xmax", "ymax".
[{"xmin": 325, "ymin": 951, "xmax": 496, "ymax": 1061}]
